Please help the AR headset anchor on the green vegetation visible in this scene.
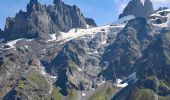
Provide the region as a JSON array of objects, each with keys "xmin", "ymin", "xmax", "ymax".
[
  {"xmin": 17, "ymin": 79, "xmax": 27, "ymax": 90},
  {"xmin": 47, "ymin": 88, "xmax": 78, "ymax": 100},
  {"xmin": 88, "ymin": 83, "xmax": 116, "ymax": 100},
  {"xmin": 130, "ymin": 88, "xmax": 170, "ymax": 100},
  {"xmin": 147, "ymin": 76, "xmax": 158, "ymax": 83},
  {"xmin": 130, "ymin": 89, "xmax": 156, "ymax": 100},
  {"xmin": 16, "ymin": 69, "xmax": 51, "ymax": 100},
  {"xmin": 65, "ymin": 89, "xmax": 78, "ymax": 100},
  {"xmin": 158, "ymin": 95, "xmax": 170, "ymax": 100},
  {"xmin": 48, "ymin": 87, "xmax": 62, "ymax": 100},
  {"xmin": 160, "ymin": 80, "xmax": 170, "ymax": 90},
  {"xmin": 0, "ymin": 59, "xmax": 13, "ymax": 74}
]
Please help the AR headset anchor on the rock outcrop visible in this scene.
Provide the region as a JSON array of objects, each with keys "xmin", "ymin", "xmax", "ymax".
[
  {"xmin": 100, "ymin": 17, "xmax": 153, "ymax": 80},
  {"xmin": 119, "ymin": 0, "xmax": 154, "ymax": 18},
  {"xmin": 85, "ymin": 18, "xmax": 97, "ymax": 27},
  {"xmin": 3, "ymin": 0, "xmax": 96, "ymax": 40}
]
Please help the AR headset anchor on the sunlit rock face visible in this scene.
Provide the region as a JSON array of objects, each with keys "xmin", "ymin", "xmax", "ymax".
[{"xmin": 3, "ymin": 0, "xmax": 96, "ymax": 40}]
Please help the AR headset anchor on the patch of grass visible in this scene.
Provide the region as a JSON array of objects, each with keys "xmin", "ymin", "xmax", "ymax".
[
  {"xmin": 88, "ymin": 83, "xmax": 115, "ymax": 100},
  {"xmin": 26, "ymin": 69, "xmax": 50, "ymax": 90},
  {"xmin": 17, "ymin": 80, "xmax": 27, "ymax": 90},
  {"xmin": 49, "ymin": 87, "xmax": 62, "ymax": 100},
  {"xmin": 147, "ymin": 76, "xmax": 158, "ymax": 83},
  {"xmin": 160, "ymin": 80, "xmax": 170, "ymax": 90},
  {"xmin": 65, "ymin": 89, "xmax": 77, "ymax": 100},
  {"xmin": 158, "ymin": 95, "xmax": 170, "ymax": 100},
  {"xmin": 130, "ymin": 89, "xmax": 156, "ymax": 100},
  {"xmin": 15, "ymin": 69, "xmax": 51, "ymax": 99}
]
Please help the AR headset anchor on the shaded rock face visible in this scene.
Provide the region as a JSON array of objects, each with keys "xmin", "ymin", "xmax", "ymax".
[
  {"xmin": 100, "ymin": 17, "xmax": 154, "ymax": 80},
  {"xmin": 113, "ymin": 32, "xmax": 170, "ymax": 100},
  {"xmin": 136, "ymin": 33, "xmax": 170, "ymax": 82},
  {"xmin": 143, "ymin": 0, "xmax": 154, "ymax": 16},
  {"xmin": 85, "ymin": 18, "xmax": 97, "ymax": 27},
  {"xmin": 119, "ymin": 0, "xmax": 154, "ymax": 18},
  {"xmin": 3, "ymin": 0, "xmax": 96, "ymax": 40},
  {"xmin": 0, "ymin": 28, "xmax": 2, "ymax": 35},
  {"xmin": 49, "ymin": 40, "xmax": 86, "ymax": 95}
]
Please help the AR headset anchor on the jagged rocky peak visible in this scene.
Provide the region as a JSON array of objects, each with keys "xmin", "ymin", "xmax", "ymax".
[
  {"xmin": 143, "ymin": 0, "xmax": 154, "ymax": 16},
  {"xmin": 46, "ymin": 0, "xmax": 88, "ymax": 32},
  {"xmin": 27, "ymin": 0, "xmax": 45, "ymax": 12},
  {"xmin": 85, "ymin": 18, "xmax": 97, "ymax": 27},
  {"xmin": 119, "ymin": 0, "xmax": 154, "ymax": 18},
  {"xmin": 53, "ymin": 0, "xmax": 61, "ymax": 4},
  {"xmin": 0, "ymin": 28, "xmax": 2, "ymax": 33},
  {"xmin": 30, "ymin": 0, "xmax": 38, "ymax": 4},
  {"xmin": 3, "ymin": 0, "xmax": 97, "ymax": 40}
]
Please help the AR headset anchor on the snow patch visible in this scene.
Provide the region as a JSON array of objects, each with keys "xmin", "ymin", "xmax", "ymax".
[
  {"xmin": 50, "ymin": 76, "xmax": 57, "ymax": 79},
  {"xmin": 25, "ymin": 45, "xmax": 29, "ymax": 48},
  {"xmin": 47, "ymin": 33, "xmax": 57, "ymax": 42},
  {"xmin": 98, "ymin": 80, "xmax": 106, "ymax": 86},
  {"xmin": 78, "ymin": 67, "xmax": 83, "ymax": 71},
  {"xmin": 5, "ymin": 39, "xmax": 22, "ymax": 48},
  {"xmin": 101, "ymin": 40, "xmax": 107, "ymax": 45},
  {"xmin": 82, "ymin": 92, "xmax": 86, "ymax": 96},
  {"xmin": 94, "ymin": 50, "xmax": 98, "ymax": 54},
  {"xmin": 114, "ymin": 79, "xmax": 128, "ymax": 88}
]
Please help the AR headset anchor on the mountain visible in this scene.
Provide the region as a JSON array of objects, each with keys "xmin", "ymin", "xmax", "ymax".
[
  {"xmin": 119, "ymin": 0, "xmax": 154, "ymax": 18},
  {"xmin": 2, "ymin": 0, "xmax": 96, "ymax": 40},
  {"xmin": 1, "ymin": 0, "xmax": 170, "ymax": 100}
]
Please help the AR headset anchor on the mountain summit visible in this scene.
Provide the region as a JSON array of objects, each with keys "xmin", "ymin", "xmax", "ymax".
[
  {"xmin": 119, "ymin": 0, "xmax": 154, "ymax": 18},
  {"xmin": 3, "ymin": 0, "xmax": 96, "ymax": 40}
]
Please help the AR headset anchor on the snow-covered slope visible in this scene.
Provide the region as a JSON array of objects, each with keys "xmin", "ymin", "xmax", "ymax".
[
  {"xmin": 112, "ymin": 15, "xmax": 135, "ymax": 26},
  {"xmin": 47, "ymin": 25, "xmax": 125, "ymax": 44},
  {"xmin": 150, "ymin": 9, "xmax": 170, "ymax": 28}
]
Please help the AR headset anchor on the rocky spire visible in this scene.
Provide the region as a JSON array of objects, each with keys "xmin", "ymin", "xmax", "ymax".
[
  {"xmin": 30, "ymin": 0, "xmax": 38, "ymax": 4},
  {"xmin": 27, "ymin": 0, "xmax": 45, "ymax": 13},
  {"xmin": 143, "ymin": 0, "xmax": 154, "ymax": 16},
  {"xmin": 3, "ymin": 0, "xmax": 96, "ymax": 40},
  {"xmin": 53, "ymin": 0, "xmax": 61, "ymax": 5},
  {"xmin": 119, "ymin": 0, "xmax": 154, "ymax": 18}
]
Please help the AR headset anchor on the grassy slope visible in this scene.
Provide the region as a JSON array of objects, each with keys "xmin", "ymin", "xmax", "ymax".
[{"xmin": 88, "ymin": 83, "xmax": 119, "ymax": 100}]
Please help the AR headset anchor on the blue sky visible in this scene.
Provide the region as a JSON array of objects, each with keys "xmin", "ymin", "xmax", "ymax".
[{"xmin": 0, "ymin": 0, "xmax": 170, "ymax": 29}]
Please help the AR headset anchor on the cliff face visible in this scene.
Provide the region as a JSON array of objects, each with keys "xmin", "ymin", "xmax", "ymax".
[
  {"xmin": 3, "ymin": 0, "xmax": 96, "ymax": 40},
  {"xmin": 119, "ymin": 0, "xmax": 154, "ymax": 18}
]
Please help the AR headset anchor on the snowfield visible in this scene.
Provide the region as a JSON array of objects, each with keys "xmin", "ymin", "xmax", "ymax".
[
  {"xmin": 44, "ymin": 15, "xmax": 136, "ymax": 43},
  {"xmin": 5, "ymin": 39, "xmax": 22, "ymax": 48},
  {"xmin": 59, "ymin": 25, "xmax": 119, "ymax": 42}
]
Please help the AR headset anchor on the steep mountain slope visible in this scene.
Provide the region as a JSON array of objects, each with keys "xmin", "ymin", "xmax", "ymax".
[
  {"xmin": 1, "ymin": 0, "xmax": 170, "ymax": 100},
  {"xmin": 112, "ymin": 8, "xmax": 170, "ymax": 100}
]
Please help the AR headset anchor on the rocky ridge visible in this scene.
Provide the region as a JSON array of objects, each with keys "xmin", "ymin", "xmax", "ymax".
[
  {"xmin": 1, "ymin": 0, "xmax": 170, "ymax": 100},
  {"xmin": 2, "ymin": 0, "xmax": 96, "ymax": 40}
]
